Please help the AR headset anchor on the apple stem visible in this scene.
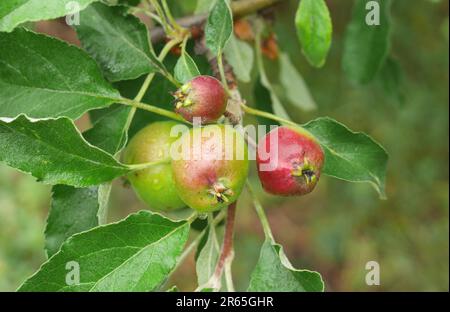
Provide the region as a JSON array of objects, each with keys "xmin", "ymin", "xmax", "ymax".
[
  {"xmin": 122, "ymin": 37, "xmax": 183, "ymax": 145},
  {"xmin": 240, "ymin": 103, "xmax": 297, "ymax": 128},
  {"xmin": 119, "ymin": 98, "xmax": 190, "ymax": 124},
  {"xmin": 161, "ymin": 0, "xmax": 183, "ymax": 32},
  {"xmin": 212, "ymin": 202, "xmax": 237, "ymax": 289},
  {"xmin": 217, "ymin": 51, "xmax": 231, "ymax": 95},
  {"xmin": 126, "ymin": 159, "xmax": 170, "ymax": 171},
  {"xmin": 149, "ymin": 0, "xmax": 173, "ymax": 34},
  {"xmin": 246, "ymin": 182, "xmax": 275, "ymax": 243}
]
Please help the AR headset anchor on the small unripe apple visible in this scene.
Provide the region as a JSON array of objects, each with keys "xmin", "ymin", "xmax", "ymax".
[
  {"xmin": 171, "ymin": 125, "xmax": 249, "ymax": 212},
  {"xmin": 256, "ymin": 126, "xmax": 324, "ymax": 196},
  {"xmin": 173, "ymin": 75, "xmax": 228, "ymax": 124},
  {"xmin": 124, "ymin": 121, "xmax": 186, "ymax": 211}
]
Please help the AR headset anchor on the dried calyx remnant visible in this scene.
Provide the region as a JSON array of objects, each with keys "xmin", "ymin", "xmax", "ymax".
[
  {"xmin": 208, "ymin": 180, "xmax": 234, "ymax": 204},
  {"xmin": 291, "ymin": 157, "xmax": 318, "ymax": 185}
]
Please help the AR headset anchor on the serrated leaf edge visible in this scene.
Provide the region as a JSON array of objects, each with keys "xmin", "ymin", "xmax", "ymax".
[{"xmin": 17, "ymin": 211, "xmax": 188, "ymax": 291}]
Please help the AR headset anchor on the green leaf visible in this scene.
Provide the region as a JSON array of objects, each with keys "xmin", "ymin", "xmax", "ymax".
[
  {"xmin": 195, "ymin": 0, "xmax": 217, "ymax": 14},
  {"xmin": 46, "ymin": 183, "xmax": 113, "ymax": 256},
  {"xmin": 303, "ymin": 117, "xmax": 388, "ymax": 199},
  {"xmin": 248, "ymin": 240, "xmax": 324, "ymax": 292},
  {"xmin": 253, "ymin": 78, "xmax": 279, "ymax": 126},
  {"xmin": 266, "ymin": 85, "xmax": 290, "ymax": 122},
  {"xmin": 174, "ymin": 51, "xmax": 201, "ymax": 84},
  {"xmin": 18, "ymin": 211, "xmax": 190, "ymax": 291},
  {"xmin": 256, "ymin": 39, "xmax": 291, "ymax": 121},
  {"xmin": 278, "ymin": 52, "xmax": 316, "ymax": 111},
  {"xmin": 45, "ymin": 105, "xmax": 130, "ymax": 257},
  {"xmin": 205, "ymin": 0, "xmax": 233, "ymax": 55},
  {"xmin": 342, "ymin": 0, "xmax": 392, "ymax": 84},
  {"xmin": 295, "ymin": 0, "xmax": 332, "ymax": 68},
  {"xmin": 0, "ymin": 28, "xmax": 121, "ymax": 119},
  {"xmin": 96, "ymin": 183, "xmax": 113, "ymax": 224},
  {"xmin": 224, "ymin": 34, "xmax": 254, "ymax": 83},
  {"xmin": 83, "ymin": 104, "xmax": 131, "ymax": 155},
  {"xmin": 0, "ymin": 0, "xmax": 99, "ymax": 32},
  {"xmin": 118, "ymin": 0, "xmax": 142, "ymax": 6},
  {"xmin": 194, "ymin": 225, "xmax": 209, "ymax": 259},
  {"xmin": 45, "ymin": 186, "xmax": 100, "ymax": 257},
  {"xmin": 0, "ymin": 115, "xmax": 129, "ymax": 187},
  {"xmin": 376, "ymin": 57, "xmax": 405, "ymax": 104},
  {"xmin": 117, "ymin": 76, "xmax": 175, "ymax": 136},
  {"xmin": 196, "ymin": 225, "xmax": 220, "ymax": 286},
  {"xmin": 75, "ymin": 3, "xmax": 161, "ymax": 82}
]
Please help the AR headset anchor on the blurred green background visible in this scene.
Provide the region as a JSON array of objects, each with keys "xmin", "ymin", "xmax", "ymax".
[{"xmin": 0, "ymin": 0, "xmax": 448, "ymax": 291}]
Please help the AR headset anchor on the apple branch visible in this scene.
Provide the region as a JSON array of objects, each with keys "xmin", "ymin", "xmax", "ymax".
[
  {"xmin": 150, "ymin": 0, "xmax": 282, "ymax": 43},
  {"xmin": 212, "ymin": 202, "xmax": 237, "ymax": 290}
]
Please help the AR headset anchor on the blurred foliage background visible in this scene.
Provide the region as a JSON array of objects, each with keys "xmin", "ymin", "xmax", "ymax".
[{"xmin": 0, "ymin": 0, "xmax": 448, "ymax": 291}]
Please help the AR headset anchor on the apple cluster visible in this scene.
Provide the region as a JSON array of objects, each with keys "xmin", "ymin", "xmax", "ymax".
[{"xmin": 124, "ymin": 76, "xmax": 324, "ymax": 213}]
